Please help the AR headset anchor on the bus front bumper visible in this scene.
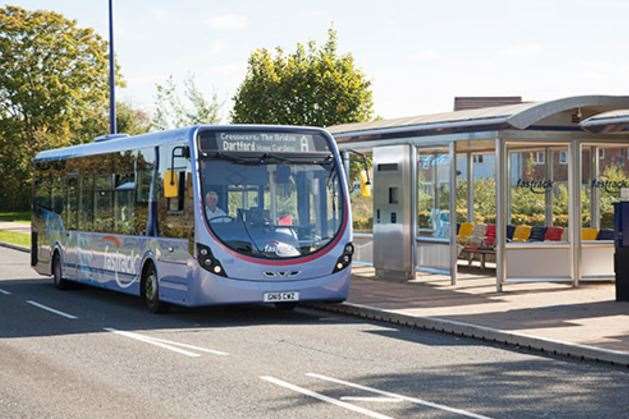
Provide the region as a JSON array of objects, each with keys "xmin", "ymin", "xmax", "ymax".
[{"xmin": 189, "ymin": 268, "xmax": 351, "ymax": 307}]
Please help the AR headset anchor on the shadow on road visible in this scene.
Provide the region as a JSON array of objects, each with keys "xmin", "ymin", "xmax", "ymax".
[
  {"xmin": 0, "ymin": 276, "xmax": 365, "ymax": 339},
  {"xmin": 264, "ymin": 359, "xmax": 629, "ymax": 418}
]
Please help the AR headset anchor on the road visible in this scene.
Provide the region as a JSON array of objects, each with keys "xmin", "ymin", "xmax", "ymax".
[{"xmin": 1, "ymin": 246, "xmax": 628, "ymax": 418}]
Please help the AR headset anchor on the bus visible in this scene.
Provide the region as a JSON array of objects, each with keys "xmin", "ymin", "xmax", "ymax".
[{"xmin": 31, "ymin": 125, "xmax": 353, "ymax": 312}]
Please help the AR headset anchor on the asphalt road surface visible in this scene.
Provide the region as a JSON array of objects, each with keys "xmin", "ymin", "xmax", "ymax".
[{"xmin": 1, "ymin": 246, "xmax": 628, "ymax": 418}]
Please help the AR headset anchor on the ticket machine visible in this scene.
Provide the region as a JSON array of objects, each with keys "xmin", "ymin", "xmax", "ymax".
[{"xmin": 372, "ymin": 145, "xmax": 415, "ymax": 281}]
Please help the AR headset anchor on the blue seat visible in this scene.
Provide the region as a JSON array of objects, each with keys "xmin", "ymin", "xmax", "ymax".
[
  {"xmin": 506, "ymin": 225, "xmax": 516, "ymax": 241},
  {"xmin": 528, "ymin": 226, "xmax": 547, "ymax": 242},
  {"xmin": 597, "ymin": 229, "xmax": 615, "ymax": 240}
]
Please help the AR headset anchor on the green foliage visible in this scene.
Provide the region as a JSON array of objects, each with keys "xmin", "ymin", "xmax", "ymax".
[
  {"xmin": 0, "ymin": 5, "xmax": 122, "ymax": 210},
  {"xmin": 0, "ymin": 210, "xmax": 30, "ymax": 223},
  {"xmin": 116, "ymin": 101, "xmax": 151, "ymax": 135},
  {"xmin": 231, "ymin": 27, "xmax": 373, "ymax": 127},
  {"xmin": 152, "ymin": 75, "xmax": 221, "ymax": 129},
  {"xmin": 232, "ymin": 27, "xmax": 373, "ymax": 190}
]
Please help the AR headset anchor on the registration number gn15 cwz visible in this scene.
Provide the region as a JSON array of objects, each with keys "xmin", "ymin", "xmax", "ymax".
[{"xmin": 263, "ymin": 292, "xmax": 300, "ymax": 303}]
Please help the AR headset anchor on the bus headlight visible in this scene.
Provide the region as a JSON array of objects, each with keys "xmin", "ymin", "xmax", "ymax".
[
  {"xmin": 332, "ymin": 242, "xmax": 353, "ymax": 273},
  {"xmin": 197, "ymin": 243, "xmax": 227, "ymax": 277}
]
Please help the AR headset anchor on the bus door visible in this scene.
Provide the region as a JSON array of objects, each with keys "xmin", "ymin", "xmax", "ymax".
[{"xmin": 154, "ymin": 144, "xmax": 194, "ymax": 303}]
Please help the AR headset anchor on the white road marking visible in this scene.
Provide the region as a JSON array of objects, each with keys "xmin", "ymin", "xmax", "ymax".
[
  {"xmin": 307, "ymin": 373, "xmax": 493, "ymax": 419},
  {"xmin": 340, "ymin": 396, "xmax": 403, "ymax": 403},
  {"xmin": 260, "ymin": 376, "xmax": 393, "ymax": 419},
  {"xmin": 145, "ymin": 335, "xmax": 229, "ymax": 356},
  {"xmin": 104, "ymin": 328, "xmax": 228, "ymax": 358},
  {"xmin": 0, "ymin": 288, "xmax": 11, "ymax": 295},
  {"xmin": 26, "ymin": 300, "xmax": 78, "ymax": 319}
]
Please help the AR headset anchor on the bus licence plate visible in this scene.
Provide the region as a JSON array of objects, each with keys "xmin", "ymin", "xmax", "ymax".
[{"xmin": 263, "ymin": 292, "xmax": 300, "ymax": 303}]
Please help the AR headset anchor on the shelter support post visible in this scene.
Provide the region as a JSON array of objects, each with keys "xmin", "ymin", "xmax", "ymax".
[
  {"xmin": 449, "ymin": 142, "xmax": 458, "ymax": 286},
  {"xmin": 545, "ymin": 147, "xmax": 554, "ymax": 226},
  {"xmin": 569, "ymin": 141, "xmax": 582, "ymax": 287},
  {"xmin": 466, "ymin": 152, "xmax": 474, "ymax": 222},
  {"xmin": 342, "ymin": 151, "xmax": 350, "ymax": 184},
  {"xmin": 591, "ymin": 146, "xmax": 600, "ymax": 229},
  {"xmin": 495, "ymin": 138, "xmax": 507, "ymax": 292}
]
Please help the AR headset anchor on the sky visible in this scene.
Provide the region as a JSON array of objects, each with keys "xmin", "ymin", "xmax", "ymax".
[{"xmin": 5, "ymin": 0, "xmax": 629, "ymax": 121}]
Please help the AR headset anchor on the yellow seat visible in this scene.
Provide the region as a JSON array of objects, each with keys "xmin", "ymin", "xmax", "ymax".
[
  {"xmin": 512, "ymin": 225, "xmax": 532, "ymax": 242},
  {"xmin": 581, "ymin": 227, "xmax": 599, "ymax": 241},
  {"xmin": 457, "ymin": 223, "xmax": 474, "ymax": 243}
]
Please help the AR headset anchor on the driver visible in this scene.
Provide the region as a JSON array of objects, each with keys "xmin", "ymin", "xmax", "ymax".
[{"xmin": 205, "ymin": 191, "xmax": 227, "ymax": 222}]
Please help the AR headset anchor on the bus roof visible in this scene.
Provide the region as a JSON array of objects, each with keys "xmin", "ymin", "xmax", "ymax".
[{"xmin": 33, "ymin": 124, "xmax": 329, "ymax": 162}]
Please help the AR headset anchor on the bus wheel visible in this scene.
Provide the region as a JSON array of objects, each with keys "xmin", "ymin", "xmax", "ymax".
[
  {"xmin": 142, "ymin": 264, "xmax": 167, "ymax": 314},
  {"xmin": 274, "ymin": 302, "xmax": 298, "ymax": 311},
  {"xmin": 52, "ymin": 252, "xmax": 70, "ymax": 290}
]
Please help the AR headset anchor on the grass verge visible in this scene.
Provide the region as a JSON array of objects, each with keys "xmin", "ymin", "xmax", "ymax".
[
  {"xmin": 0, "ymin": 229, "xmax": 30, "ymax": 247},
  {"xmin": 0, "ymin": 211, "xmax": 31, "ymax": 223}
]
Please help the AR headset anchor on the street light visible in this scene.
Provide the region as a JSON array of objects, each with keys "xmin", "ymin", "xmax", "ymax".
[{"xmin": 108, "ymin": 0, "xmax": 117, "ymax": 134}]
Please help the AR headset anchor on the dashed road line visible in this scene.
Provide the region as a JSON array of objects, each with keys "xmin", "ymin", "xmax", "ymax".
[
  {"xmin": 307, "ymin": 372, "xmax": 493, "ymax": 419},
  {"xmin": 340, "ymin": 396, "xmax": 402, "ymax": 403},
  {"xmin": 260, "ymin": 375, "xmax": 393, "ymax": 419},
  {"xmin": 104, "ymin": 328, "xmax": 228, "ymax": 358},
  {"xmin": 26, "ymin": 300, "xmax": 78, "ymax": 319},
  {"xmin": 0, "ymin": 288, "xmax": 11, "ymax": 295}
]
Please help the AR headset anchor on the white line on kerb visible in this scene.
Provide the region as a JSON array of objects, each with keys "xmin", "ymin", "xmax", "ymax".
[
  {"xmin": 0, "ymin": 288, "xmax": 11, "ymax": 295},
  {"xmin": 26, "ymin": 300, "xmax": 78, "ymax": 319},
  {"xmin": 104, "ymin": 328, "xmax": 228, "ymax": 358},
  {"xmin": 307, "ymin": 373, "xmax": 493, "ymax": 419},
  {"xmin": 260, "ymin": 376, "xmax": 393, "ymax": 419}
]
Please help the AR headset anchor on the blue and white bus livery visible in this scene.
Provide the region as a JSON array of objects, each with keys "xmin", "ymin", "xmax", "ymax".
[{"xmin": 31, "ymin": 125, "xmax": 353, "ymax": 312}]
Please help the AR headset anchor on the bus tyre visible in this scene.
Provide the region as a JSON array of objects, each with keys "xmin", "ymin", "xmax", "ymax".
[
  {"xmin": 274, "ymin": 302, "xmax": 298, "ymax": 311},
  {"xmin": 52, "ymin": 252, "xmax": 70, "ymax": 290},
  {"xmin": 142, "ymin": 264, "xmax": 167, "ymax": 314}
]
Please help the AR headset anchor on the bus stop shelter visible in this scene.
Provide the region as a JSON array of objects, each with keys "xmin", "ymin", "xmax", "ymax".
[{"xmin": 328, "ymin": 95, "xmax": 629, "ymax": 291}]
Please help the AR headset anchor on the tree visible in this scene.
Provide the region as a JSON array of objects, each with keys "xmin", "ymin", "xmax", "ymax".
[
  {"xmin": 117, "ymin": 101, "xmax": 150, "ymax": 135},
  {"xmin": 231, "ymin": 27, "xmax": 373, "ymax": 127},
  {"xmin": 0, "ymin": 5, "xmax": 120, "ymax": 210},
  {"xmin": 152, "ymin": 75, "xmax": 221, "ymax": 129}
]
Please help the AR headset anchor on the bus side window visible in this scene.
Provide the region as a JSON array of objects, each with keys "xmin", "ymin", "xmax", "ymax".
[
  {"xmin": 65, "ymin": 175, "xmax": 79, "ymax": 230},
  {"xmin": 135, "ymin": 147, "xmax": 155, "ymax": 236}
]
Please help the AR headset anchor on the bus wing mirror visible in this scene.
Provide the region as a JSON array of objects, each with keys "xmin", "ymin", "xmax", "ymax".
[{"xmin": 163, "ymin": 170, "xmax": 179, "ymax": 198}]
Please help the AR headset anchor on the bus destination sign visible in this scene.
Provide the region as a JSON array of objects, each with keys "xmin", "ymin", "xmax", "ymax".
[{"xmin": 212, "ymin": 132, "xmax": 328, "ymax": 153}]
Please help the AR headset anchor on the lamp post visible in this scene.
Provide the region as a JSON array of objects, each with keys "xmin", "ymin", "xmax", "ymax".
[{"xmin": 108, "ymin": 0, "xmax": 117, "ymax": 134}]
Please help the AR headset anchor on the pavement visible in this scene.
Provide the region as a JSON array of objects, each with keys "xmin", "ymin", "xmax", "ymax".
[
  {"xmin": 316, "ymin": 266, "xmax": 629, "ymax": 366},
  {"xmin": 0, "ymin": 220, "xmax": 31, "ymax": 233},
  {"xmin": 2, "ymin": 246, "xmax": 629, "ymax": 418}
]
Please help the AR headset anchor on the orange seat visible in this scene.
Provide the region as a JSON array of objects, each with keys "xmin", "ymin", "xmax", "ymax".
[
  {"xmin": 457, "ymin": 223, "xmax": 474, "ymax": 243},
  {"xmin": 581, "ymin": 227, "xmax": 598, "ymax": 241},
  {"xmin": 512, "ymin": 225, "xmax": 532, "ymax": 242}
]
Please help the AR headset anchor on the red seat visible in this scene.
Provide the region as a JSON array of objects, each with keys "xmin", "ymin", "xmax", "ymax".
[
  {"xmin": 544, "ymin": 226, "xmax": 563, "ymax": 241},
  {"xmin": 482, "ymin": 224, "xmax": 496, "ymax": 248}
]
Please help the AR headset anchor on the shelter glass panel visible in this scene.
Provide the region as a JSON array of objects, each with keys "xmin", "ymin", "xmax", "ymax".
[
  {"xmin": 417, "ymin": 149, "xmax": 451, "ymax": 239},
  {"xmin": 507, "ymin": 144, "xmax": 569, "ymax": 242}
]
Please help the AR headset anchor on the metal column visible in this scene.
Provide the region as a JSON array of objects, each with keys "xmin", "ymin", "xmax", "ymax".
[
  {"xmin": 569, "ymin": 141, "xmax": 582, "ymax": 287},
  {"xmin": 466, "ymin": 152, "xmax": 474, "ymax": 222},
  {"xmin": 449, "ymin": 142, "xmax": 458, "ymax": 286},
  {"xmin": 495, "ymin": 139, "xmax": 507, "ymax": 292},
  {"xmin": 591, "ymin": 146, "xmax": 600, "ymax": 229},
  {"xmin": 544, "ymin": 147, "xmax": 554, "ymax": 226},
  {"xmin": 342, "ymin": 151, "xmax": 351, "ymax": 185}
]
